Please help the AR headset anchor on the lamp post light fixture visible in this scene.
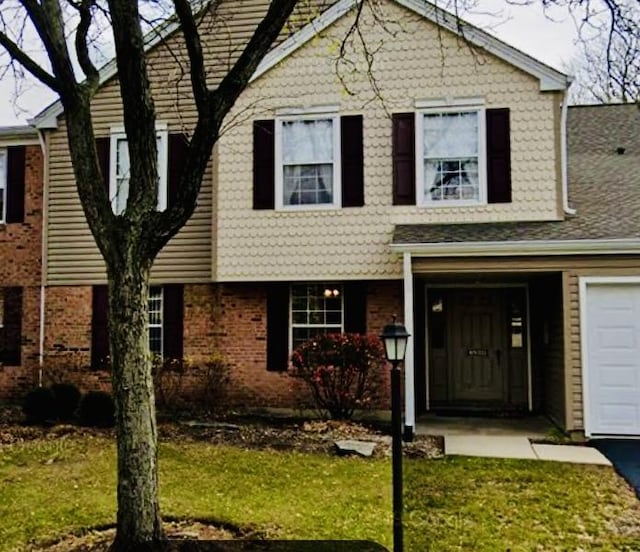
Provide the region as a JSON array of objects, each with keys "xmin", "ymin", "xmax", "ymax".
[{"xmin": 380, "ymin": 317, "xmax": 410, "ymax": 552}]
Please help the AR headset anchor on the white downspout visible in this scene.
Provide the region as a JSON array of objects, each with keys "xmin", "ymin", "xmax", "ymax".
[
  {"xmin": 561, "ymin": 90, "xmax": 576, "ymax": 216},
  {"xmin": 402, "ymin": 252, "xmax": 415, "ymax": 440},
  {"xmin": 36, "ymin": 128, "xmax": 48, "ymax": 387}
]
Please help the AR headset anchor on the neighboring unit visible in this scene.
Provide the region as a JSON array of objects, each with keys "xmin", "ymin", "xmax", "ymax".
[
  {"xmin": 3, "ymin": 0, "xmax": 638, "ymax": 439},
  {"xmin": 0, "ymin": 126, "xmax": 43, "ymax": 397}
]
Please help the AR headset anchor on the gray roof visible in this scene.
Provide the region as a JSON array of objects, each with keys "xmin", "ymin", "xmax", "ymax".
[{"xmin": 393, "ymin": 103, "xmax": 640, "ymax": 246}]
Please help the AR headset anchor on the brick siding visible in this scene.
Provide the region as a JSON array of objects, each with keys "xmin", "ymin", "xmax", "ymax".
[
  {"xmin": 0, "ymin": 145, "xmax": 44, "ymax": 399},
  {"xmin": 38, "ymin": 280, "xmax": 402, "ymax": 410}
]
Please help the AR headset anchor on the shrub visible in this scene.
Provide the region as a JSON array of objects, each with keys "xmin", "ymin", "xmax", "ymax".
[
  {"xmin": 50, "ymin": 383, "xmax": 81, "ymax": 421},
  {"xmin": 152, "ymin": 356, "xmax": 185, "ymax": 412},
  {"xmin": 289, "ymin": 333, "xmax": 386, "ymax": 420},
  {"xmin": 78, "ymin": 391, "xmax": 115, "ymax": 427},
  {"xmin": 22, "ymin": 387, "xmax": 56, "ymax": 424},
  {"xmin": 197, "ymin": 354, "xmax": 232, "ymax": 413}
]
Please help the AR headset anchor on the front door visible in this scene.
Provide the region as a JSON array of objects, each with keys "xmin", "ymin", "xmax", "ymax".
[
  {"xmin": 427, "ymin": 287, "xmax": 528, "ymax": 410},
  {"xmin": 450, "ymin": 289, "xmax": 506, "ymax": 403}
]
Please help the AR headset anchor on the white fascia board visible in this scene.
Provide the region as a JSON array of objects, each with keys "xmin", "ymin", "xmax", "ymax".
[
  {"xmin": 390, "ymin": 238, "xmax": 640, "ymax": 257},
  {"xmin": 395, "ymin": 0, "xmax": 569, "ymax": 91}
]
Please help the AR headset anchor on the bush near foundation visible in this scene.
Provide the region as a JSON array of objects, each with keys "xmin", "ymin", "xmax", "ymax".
[
  {"xmin": 23, "ymin": 387, "xmax": 56, "ymax": 424},
  {"xmin": 50, "ymin": 383, "xmax": 82, "ymax": 421},
  {"xmin": 78, "ymin": 391, "xmax": 115, "ymax": 427},
  {"xmin": 289, "ymin": 333, "xmax": 386, "ymax": 420}
]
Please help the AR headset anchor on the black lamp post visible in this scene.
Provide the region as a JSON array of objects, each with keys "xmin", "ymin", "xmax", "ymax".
[{"xmin": 380, "ymin": 317, "xmax": 410, "ymax": 552}]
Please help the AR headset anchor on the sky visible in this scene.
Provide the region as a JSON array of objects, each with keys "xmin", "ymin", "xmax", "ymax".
[{"xmin": 0, "ymin": 0, "xmax": 582, "ymax": 127}]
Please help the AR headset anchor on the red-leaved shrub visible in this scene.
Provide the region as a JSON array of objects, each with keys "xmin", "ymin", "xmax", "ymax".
[{"xmin": 289, "ymin": 333, "xmax": 386, "ymax": 420}]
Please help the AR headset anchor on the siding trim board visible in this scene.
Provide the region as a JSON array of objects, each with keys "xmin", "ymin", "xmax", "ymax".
[{"xmin": 392, "ymin": 239, "xmax": 640, "ymax": 257}]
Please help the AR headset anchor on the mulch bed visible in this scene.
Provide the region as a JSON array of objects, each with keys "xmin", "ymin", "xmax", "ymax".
[{"xmin": 1, "ymin": 404, "xmax": 440, "ymax": 551}]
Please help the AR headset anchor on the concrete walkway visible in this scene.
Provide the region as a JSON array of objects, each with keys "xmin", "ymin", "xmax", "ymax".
[
  {"xmin": 416, "ymin": 416, "xmax": 611, "ymax": 465},
  {"xmin": 444, "ymin": 435, "xmax": 611, "ymax": 465}
]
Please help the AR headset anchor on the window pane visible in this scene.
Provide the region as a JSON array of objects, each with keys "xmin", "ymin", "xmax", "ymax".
[
  {"xmin": 423, "ymin": 110, "xmax": 480, "ymax": 203},
  {"xmin": 283, "ymin": 164, "xmax": 333, "ymax": 205},
  {"xmin": 290, "ymin": 283, "xmax": 343, "ymax": 350},
  {"xmin": 282, "ymin": 119, "xmax": 333, "ymax": 164},
  {"xmin": 148, "ymin": 287, "xmax": 163, "ymax": 356}
]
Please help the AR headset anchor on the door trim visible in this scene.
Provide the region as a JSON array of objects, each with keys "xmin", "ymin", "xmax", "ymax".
[
  {"xmin": 424, "ymin": 283, "xmax": 532, "ymax": 412},
  {"xmin": 579, "ymin": 276, "xmax": 640, "ymax": 438}
]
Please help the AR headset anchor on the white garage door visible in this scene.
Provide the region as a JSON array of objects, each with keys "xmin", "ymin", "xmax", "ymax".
[{"xmin": 584, "ymin": 282, "xmax": 640, "ymax": 436}]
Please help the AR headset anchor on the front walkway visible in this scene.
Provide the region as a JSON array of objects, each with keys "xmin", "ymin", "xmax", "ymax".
[{"xmin": 415, "ymin": 415, "xmax": 611, "ymax": 465}]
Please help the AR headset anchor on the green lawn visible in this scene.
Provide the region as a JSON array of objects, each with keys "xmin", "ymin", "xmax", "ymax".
[{"xmin": 1, "ymin": 435, "xmax": 639, "ymax": 551}]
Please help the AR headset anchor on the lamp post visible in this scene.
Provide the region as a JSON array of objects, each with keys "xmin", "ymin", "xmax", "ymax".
[{"xmin": 380, "ymin": 317, "xmax": 410, "ymax": 552}]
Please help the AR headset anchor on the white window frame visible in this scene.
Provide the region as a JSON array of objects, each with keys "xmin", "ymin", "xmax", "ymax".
[
  {"xmin": 0, "ymin": 148, "xmax": 7, "ymax": 224},
  {"xmin": 148, "ymin": 286, "xmax": 163, "ymax": 357},
  {"xmin": 274, "ymin": 110, "xmax": 341, "ymax": 211},
  {"xmin": 289, "ymin": 283, "xmax": 344, "ymax": 352},
  {"xmin": 415, "ymin": 106, "xmax": 487, "ymax": 207},
  {"xmin": 109, "ymin": 124, "xmax": 168, "ymax": 215}
]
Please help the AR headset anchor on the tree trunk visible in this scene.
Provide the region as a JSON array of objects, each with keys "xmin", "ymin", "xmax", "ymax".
[{"xmin": 108, "ymin": 260, "xmax": 164, "ymax": 550}]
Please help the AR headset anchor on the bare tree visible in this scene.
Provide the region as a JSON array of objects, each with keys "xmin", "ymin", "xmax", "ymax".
[
  {"xmin": 0, "ymin": 0, "xmax": 636, "ymax": 548},
  {"xmin": 0, "ymin": 0, "xmax": 301, "ymax": 548},
  {"xmin": 568, "ymin": 18, "xmax": 640, "ymax": 103}
]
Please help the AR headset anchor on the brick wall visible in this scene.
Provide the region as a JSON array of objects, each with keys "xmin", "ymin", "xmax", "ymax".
[
  {"xmin": 39, "ymin": 280, "xmax": 403, "ymax": 410},
  {"xmin": 0, "ymin": 145, "xmax": 44, "ymax": 399}
]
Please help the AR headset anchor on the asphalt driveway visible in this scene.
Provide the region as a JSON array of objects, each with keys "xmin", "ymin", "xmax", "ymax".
[{"xmin": 592, "ymin": 439, "xmax": 640, "ymax": 499}]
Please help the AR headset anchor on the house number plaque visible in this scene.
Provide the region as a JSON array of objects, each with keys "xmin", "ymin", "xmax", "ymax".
[{"xmin": 467, "ymin": 348, "xmax": 488, "ymax": 357}]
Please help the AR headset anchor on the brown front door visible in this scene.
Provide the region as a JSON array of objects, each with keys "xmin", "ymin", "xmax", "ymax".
[{"xmin": 449, "ymin": 289, "xmax": 506, "ymax": 404}]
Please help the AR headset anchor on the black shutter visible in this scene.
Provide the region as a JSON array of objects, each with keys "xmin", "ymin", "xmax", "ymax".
[
  {"xmin": 6, "ymin": 146, "xmax": 25, "ymax": 223},
  {"xmin": 91, "ymin": 285, "xmax": 109, "ymax": 368},
  {"xmin": 95, "ymin": 137, "xmax": 111, "ymax": 194},
  {"xmin": 341, "ymin": 115, "xmax": 364, "ymax": 207},
  {"xmin": 163, "ymin": 284, "xmax": 184, "ymax": 361},
  {"xmin": 343, "ymin": 281, "xmax": 367, "ymax": 334},
  {"xmin": 3, "ymin": 287, "xmax": 22, "ymax": 365},
  {"xmin": 266, "ymin": 282, "xmax": 289, "ymax": 371},
  {"xmin": 486, "ymin": 108, "xmax": 512, "ymax": 203},
  {"xmin": 168, "ymin": 134, "xmax": 189, "ymax": 208},
  {"xmin": 392, "ymin": 113, "xmax": 415, "ymax": 205},
  {"xmin": 253, "ymin": 120, "xmax": 275, "ymax": 210}
]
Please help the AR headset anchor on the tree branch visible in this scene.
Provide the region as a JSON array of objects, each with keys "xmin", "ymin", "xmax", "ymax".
[
  {"xmin": 172, "ymin": 0, "xmax": 208, "ymax": 114},
  {"xmin": 211, "ymin": 0, "xmax": 299, "ymax": 116},
  {"xmin": 0, "ymin": 30, "xmax": 60, "ymax": 91},
  {"xmin": 74, "ymin": 0, "xmax": 100, "ymax": 92}
]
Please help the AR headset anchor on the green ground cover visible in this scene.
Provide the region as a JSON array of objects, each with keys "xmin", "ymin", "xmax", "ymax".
[{"xmin": 1, "ymin": 435, "xmax": 639, "ymax": 551}]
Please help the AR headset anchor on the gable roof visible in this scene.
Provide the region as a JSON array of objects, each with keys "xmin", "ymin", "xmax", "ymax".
[
  {"xmin": 392, "ymin": 103, "xmax": 640, "ymax": 255},
  {"xmin": 31, "ymin": 0, "xmax": 569, "ymax": 129}
]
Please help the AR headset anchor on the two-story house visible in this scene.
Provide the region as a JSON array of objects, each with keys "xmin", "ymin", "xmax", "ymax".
[
  {"xmin": 19, "ymin": 0, "xmax": 640, "ymax": 439},
  {"xmin": 0, "ymin": 126, "xmax": 44, "ymax": 397}
]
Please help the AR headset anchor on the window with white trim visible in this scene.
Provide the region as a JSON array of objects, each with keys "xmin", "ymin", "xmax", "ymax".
[
  {"xmin": 417, "ymin": 108, "xmax": 486, "ymax": 205},
  {"xmin": 148, "ymin": 286, "xmax": 163, "ymax": 356},
  {"xmin": 276, "ymin": 115, "xmax": 341, "ymax": 209},
  {"xmin": 0, "ymin": 149, "xmax": 6, "ymax": 223},
  {"xmin": 290, "ymin": 283, "xmax": 343, "ymax": 350},
  {"xmin": 109, "ymin": 127, "xmax": 168, "ymax": 215}
]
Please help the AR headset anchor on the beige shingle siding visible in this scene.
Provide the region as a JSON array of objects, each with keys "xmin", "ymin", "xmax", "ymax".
[{"xmin": 215, "ymin": 1, "xmax": 562, "ymax": 282}]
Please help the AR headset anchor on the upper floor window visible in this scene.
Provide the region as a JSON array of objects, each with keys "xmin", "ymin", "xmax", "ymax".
[
  {"xmin": 276, "ymin": 116, "xmax": 341, "ymax": 209},
  {"xmin": 0, "ymin": 149, "xmax": 6, "ymax": 223},
  {"xmin": 392, "ymin": 107, "xmax": 510, "ymax": 206},
  {"xmin": 290, "ymin": 283, "xmax": 343, "ymax": 351},
  {"xmin": 109, "ymin": 127, "xmax": 168, "ymax": 215},
  {"xmin": 417, "ymin": 109, "xmax": 485, "ymax": 206}
]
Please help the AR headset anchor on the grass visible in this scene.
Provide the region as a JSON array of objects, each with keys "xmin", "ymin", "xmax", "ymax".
[{"xmin": 0, "ymin": 435, "xmax": 639, "ymax": 551}]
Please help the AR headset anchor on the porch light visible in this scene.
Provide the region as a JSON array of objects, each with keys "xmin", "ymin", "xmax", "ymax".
[
  {"xmin": 379, "ymin": 316, "xmax": 411, "ymax": 552},
  {"xmin": 380, "ymin": 317, "xmax": 410, "ymax": 362}
]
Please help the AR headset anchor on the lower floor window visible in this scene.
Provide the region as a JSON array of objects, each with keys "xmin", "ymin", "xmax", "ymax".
[
  {"xmin": 148, "ymin": 286, "xmax": 163, "ymax": 356},
  {"xmin": 290, "ymin": 283, "xmax": 343, "ymax": 350}
]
